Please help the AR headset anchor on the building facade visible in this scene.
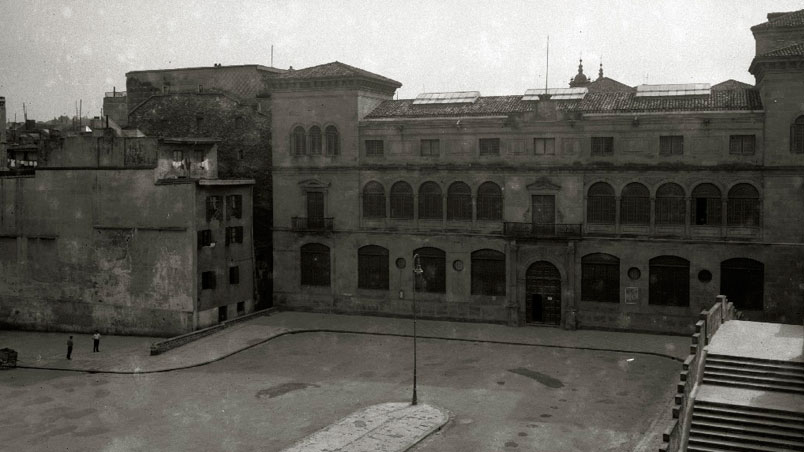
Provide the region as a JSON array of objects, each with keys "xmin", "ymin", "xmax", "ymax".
[
  {"xmin": 271, "ymin": 12, "xmax": 804, "ymax": 334},
  {"xmin": 0, "ymin": 125, "xmax": 255, "ymax": 335}
]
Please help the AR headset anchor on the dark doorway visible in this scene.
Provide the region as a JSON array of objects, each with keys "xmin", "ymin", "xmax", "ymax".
[
  {"xmin": 218, "ymin": 306, "xmax": 228, "ymax": 322},
  {"xmin": 721, "ymin": 258, "xmax": 764, "ymax": 311},
  {"xmin": 525, "ymin": 261, "xmax": 561, "ymax": 325}
]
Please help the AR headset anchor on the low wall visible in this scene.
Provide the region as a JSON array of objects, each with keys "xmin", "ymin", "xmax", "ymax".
[
  {"xmin": 659, "ymin": 295, "xmax": 736, "ymax": 452},
  {"xmin": 149, "ymin": 307, "xmax": 275, "ymax": 355}
]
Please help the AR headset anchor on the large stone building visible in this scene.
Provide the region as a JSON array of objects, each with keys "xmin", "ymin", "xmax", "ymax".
[
  {"xmin": 0, "ymin": 118, "xmax": 255, "ymax": 335},
  {"xmin": 106, "ymin": 64, "xmax": 280, "ymax": 307},
  {"xmin": 271, "ymin": 11, "xmax": 804, "ymax": 334}
]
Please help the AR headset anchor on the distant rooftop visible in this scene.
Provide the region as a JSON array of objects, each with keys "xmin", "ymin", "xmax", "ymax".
[
  {"xmin": 275, "ymin": 61, "xmax": 401, "ymax": 87},
  {"xmin": 126, "ymin": 64, "xmax": 285, "ymax": 76},
  {"xmin": 751, "ymin": 9, "xmax": 804, "ymax": 31}
]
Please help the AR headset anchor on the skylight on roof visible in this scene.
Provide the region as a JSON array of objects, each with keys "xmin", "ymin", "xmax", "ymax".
[
  {"xmin": 522, "ymin": 87, "xmax": 587, "ymax": 101},
  {"xmin": 413, "ymin": 91, "xmax": 480, "ymax": 105},
  {"xmin": 635, "ymin": 83, "xmax": 711, "ymax": 97}
]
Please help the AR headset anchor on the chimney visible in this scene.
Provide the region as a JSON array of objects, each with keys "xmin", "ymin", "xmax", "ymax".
[{"xmin": 0, "ymin": 96, "xmax": 5, "ymax": 145}]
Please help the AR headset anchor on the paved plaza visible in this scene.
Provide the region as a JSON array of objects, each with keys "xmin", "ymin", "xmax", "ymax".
[{"xmin": 0, "ymin": 312, "xmax": 686, "ymax": 451}]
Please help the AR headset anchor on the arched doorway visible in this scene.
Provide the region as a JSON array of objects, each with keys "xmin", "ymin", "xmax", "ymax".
[
  {"xmin": 721, "ymin": 258, "xmax": 764, "ymax": 311},
  {"xmin": 526, "ymin": 261, "xmax": 561, "ymax": 325}
]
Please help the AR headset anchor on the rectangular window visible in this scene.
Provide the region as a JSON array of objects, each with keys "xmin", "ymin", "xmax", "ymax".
[
  {"xmin": 227, "ymin": 195, "xmax": 242, "ymax": 219},
  {"xmin": 229, "ymin": 266, "xmax": 240, "ymax": 285},
  {"xmin": 197, "ymin": 229, "xmax": 212, "ymax": 248},
  {"xmin": 660, "ymin": 136, "xmax": 684, "ymax": 156},
  {"xmin": 591, "ymin": 137, "xmax": 614, "ymax": 156},
  {"xmin": 195, "ymin": 115, "xmax": 204, "ymax": 129},
  {"xmin": 365, "ymin": 140, "xmax": 384, "ymax": 156},
  {"xmin": 534, "ymin": 138, "xmax": 556, "ymax": 155},
  {"xmin": 206, "ymin": 196, "xmax": 222, "ymax": 222},
  {"xmin": 225, "ymin": 226, "xmax": 244, "ymax": 245},
  {"xmin": 729, "ymin": 135, "xmax": 756, "ymax": 155},
  {"xmin": 202, "ymin": 271, "xmax": 216, "ymax": 290},
  {"xmin": 479, "ymin": 138, "xmax": 500, "ymax": 155},
  {"xmin": 172, "ymin": 150, "xmax": 183, "ymax": 162},
  {"xmin": 420, "ymin": 139, "xmax": 440, "ymax": 157}
]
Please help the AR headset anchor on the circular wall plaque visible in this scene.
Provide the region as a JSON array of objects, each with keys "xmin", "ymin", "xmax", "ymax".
[
  {"xmin": 698, "ymin": 270, "xmax": 712, "ymax": 283},
  {"xmin": 453, "ymin": 260, "xmax": 464, "ymax": 271},
  {"xmin": 395, "ymin": 257, "xmax": 406, "ymax": 269},
  {"xmin": 627, "ymin": 267, "xmax": 641, "ymax": 280}
]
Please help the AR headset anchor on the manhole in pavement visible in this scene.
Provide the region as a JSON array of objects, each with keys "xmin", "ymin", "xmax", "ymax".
[
  {"xmin": 507, "ymin": 368, "xmax": 564, "ymax": 388},
  {"xmin": 256, "ymin": 382, "xmax": 319, "ymax": 399}
]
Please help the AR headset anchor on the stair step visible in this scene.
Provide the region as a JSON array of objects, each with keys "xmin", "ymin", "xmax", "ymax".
[
  {"xmin": 691, "ymin": 419, "xmax": 804, "ymax": 441},
  {"xmin": 687, "ymin": 447, "xmax": 736, "ymax": 452},
  {"xmin": 703, "ymin": 370, "xmax": 804, "ymax": 387},
  {"xmin": 694, "ymin": 402, "xmax": 804, "ymax": 423},
  {"xmin": 690, "ymin": 427, "xmax": 804, "ymax": 449},
  {"xmin": 702, "ymin": 377, "xmax": 804, "ymax": 395},
  {"xmin": 688, "ymin": 436, "xmax": 802, "ymax": 452},
  {"xmin": 693, "ymin": 412, "xmax": 804, "ymax": 432},
  {"xmin": 706, "ymin": 363, "xmax": 804, "ymax": 380},
  {"xmin": 707, "ymin": 355, "xmax": 804, "ymax": 373}
]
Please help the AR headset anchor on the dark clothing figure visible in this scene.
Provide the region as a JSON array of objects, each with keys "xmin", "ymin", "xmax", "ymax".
[
  {"xmin": 67, "ymin": 336, "xmax": 73, "ymax": 360},
  {"xmin": 92, "ymin": 332, "xmax": 100, "ymax": 352}
]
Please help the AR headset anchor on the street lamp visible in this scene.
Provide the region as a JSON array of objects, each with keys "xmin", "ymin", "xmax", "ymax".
[{"xmin": 412, "ymin": 253, "xmax": 424, "ymax": 406}]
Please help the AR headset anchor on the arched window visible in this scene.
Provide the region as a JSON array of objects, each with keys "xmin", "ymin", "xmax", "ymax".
[
  {"xmin": 581, "ymin": 253, "xmax": 619, "ymax": 303},
  {"xmin": 655, "ymin": 183, "xmax": 685, "ymax": 225},
  {"xmin": 721, "ymin": 258, "xmax": 764, "ymax": 310},
  {"xmin": 620, "ymin": 183, "xmax": 650, "ymax": 225},
  {"xmin": 691, "ymin": 183, "xmax": 722, "ymax": 226},
  {"xmin": 791, "ymin": 116, "xmax": 804, "ymax": 154},
  {"xmin": 414, "ymin": 247, "xmax": 446, "ymax": 293},
  {"xmin": 308, "ymin": 126, "xmax": 322, "ymax": 155},
  {"xmin": 419, "ymin": 182, "xmax": 443, "ymax": 220},
  {"xmin": 358, "ymin": 245, "xmax": 389, "ymax": 290},
  {"xmin": 390, "ymin": 182, "xmax": 413, "ymax": 219},
  {"xmin": 727, "ymin": 184, "xmax": 760, "ymax": 227},
  {"xmin": 587, "ymin": 182, "xmax": 615, "ymax": 224},
  {"xmin": 649, "ymin": 256, "xmax": 689, "ymax": 306},
  {"xmin": 292, "ymin": 126, "xmax": 306, "ymax": 155},
  {"xmin": 325, "ymin": 125, "xmax": 340, "ymax": 155},
  {"xmin": 447, "ymin": 182, "xmax": 472, "ymax": 220},
  {"xmin": 362, "ymin": 182, "xmax": 386, "ymax": 218},
  {"xmin": 477, "ymin": 182, "xmax": 502, "ymax": 220},
  {"xmin": 300, "ymin": 243, "xmax": 330, "ymax": 286},
  {"xmin": 471, "ymin": 249, "xmax": 505, "ymax": 295}
]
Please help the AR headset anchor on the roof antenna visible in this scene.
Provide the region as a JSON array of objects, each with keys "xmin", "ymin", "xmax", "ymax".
[
  {"xmin": 271, "ymin": 45, "xmax": 274, "ymax": 67},
  {"xmin": 545, "ymin": 35, "xmax": 549, "ymax": 92}
]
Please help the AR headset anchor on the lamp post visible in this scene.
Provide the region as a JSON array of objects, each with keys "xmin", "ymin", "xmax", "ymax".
[{"xmin": 412, "ymin": 253, "xmax": 423, "ymax": 406}]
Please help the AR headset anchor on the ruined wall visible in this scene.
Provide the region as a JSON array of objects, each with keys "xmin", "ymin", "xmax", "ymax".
[{"xmin": 0, "ymin": 169, "xmax": 196, "ymax": 336}]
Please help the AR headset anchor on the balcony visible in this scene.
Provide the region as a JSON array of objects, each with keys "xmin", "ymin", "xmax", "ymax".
[
  {"xmin": 503, "ymin": 223, "xmax": 582, "ymax": 240},
  {"xmin": 291, "ymin": 217, "xmax": 333, "ymax": 232}
]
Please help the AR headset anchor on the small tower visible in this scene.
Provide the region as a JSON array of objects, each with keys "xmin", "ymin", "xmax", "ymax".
[
  {"xmin": 569, "ymin": 59, "xmax": 591, "ymax": 87},
  {"xmin": 598, "ymin": 62, "xmax": 604, "ymax": 80}
]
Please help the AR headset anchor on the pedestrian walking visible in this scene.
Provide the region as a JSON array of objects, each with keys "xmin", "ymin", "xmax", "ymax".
[
  {"xmin": 92, "ymin": 331, "xmax": 101, "ymax": 352},
  {"xmin": 66, "ymin": 336, "xmax": 73, "ymax": 360}
]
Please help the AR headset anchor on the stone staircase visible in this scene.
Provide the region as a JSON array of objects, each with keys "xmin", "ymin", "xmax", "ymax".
[
  {"xmin": 687, "ymin": 399, "xmax": 804, "ymax": 451},
  {"xmin": 702, "ymin": 354, "xmax": 804, "ymax": 395},
  {"xmin": 686, "ymin": 354, "xmax": 804, "ymax": 451}
]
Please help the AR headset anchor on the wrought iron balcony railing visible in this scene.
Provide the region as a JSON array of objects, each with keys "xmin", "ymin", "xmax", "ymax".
[
  {"xmin": 291, "ymin": 217, "xmax": 334, "ymax": 232},
  {"xmin": 503, "ymin": 222, "xmax": 582, "ymax": 239}
]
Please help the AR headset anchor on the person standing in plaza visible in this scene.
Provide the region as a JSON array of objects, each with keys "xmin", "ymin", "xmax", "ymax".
[
  {"xmin": 92, "ymin": 331, "xmax": 100, "ymax": 352},
  {"xmin": 66, "ymin": 336, "xmax": 73, "ymax": 360}
]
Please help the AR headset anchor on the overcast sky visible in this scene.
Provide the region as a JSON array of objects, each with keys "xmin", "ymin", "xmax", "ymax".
[{"xmin": 1, "ymin": 0, "xmax": 801, "ymax": 121}]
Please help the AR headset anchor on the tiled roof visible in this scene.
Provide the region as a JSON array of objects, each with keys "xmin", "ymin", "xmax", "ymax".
[
  {"xmin": 712, "ymin": 79, "xmax": 754, "ymax": 90},
  {"xmin": 276, "ymin": 61, "xmax": 401, "ymax": 87},
  {"xmin": 365, "ymin": 89, "xmax": 762, "ymax": 119},
  {"xmin": 759, "ymin": 42, "xmax": 804, "ymax": 57},
  {"xmin": 752, "ymin": 10, "xmax": 804, "ymax": 30},
  {"xmin": 587, "ymin": 77, "xmax": 634, "ymax": 93}
]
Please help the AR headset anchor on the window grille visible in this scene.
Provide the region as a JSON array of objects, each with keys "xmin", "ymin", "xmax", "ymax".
[
  {"xmin": 414, "ymin": 247, "xmax": 446, "ymax": 293},
  {"xmin": 300, "ymin": 243, "xmax": 330, "ymax": 286},
  {"xmin": 365, "ymin": 140, "xmax": 384, "ymax": 156},
  {"xmin": 591, "ymin": 137, "xmax": 614, "ymax": 156},
  {"xmin": 655, "ymin": 183, "xmax": 685, "ymax": 225},
  {"xmin": 471, "ymin": 249, "xmax": 505, "ymax": 295},
  {"xmin": 534, "ymin": 138, "xmax": 556, "ymax": 155},
  {"xmin": 729, "ymin": 135, "xmax": 755, "ymax": 155},
  {"xmin": 691, "ymin": 183, "xmax": 722, "ymax": 226},
  {"xmin": 420, "ymin": 139, "xmax": 440, "ymax": 157},
  {"xmin": 358, "ymin": 245, "xmax": 389, "ymax": 290},
  {"xmin": 581, "ymin": 253, "xmax": 619, "ymax": 303},
  {"xmin": 292, "ymin": 126, "xmax": 306, "ymax": 155},
  {"xmin": 325, "ymin": 126, "xmax": 340, "ymax": 155},
  {"xmin": 791, "ymin": 116, "xmax": 804, "ymax": 154},
  {"xmin": 418, "ymin": 182, "xmax": 442, "ymax": 219},
  {"xmin": 390, "ymin": 182, "xmax": 414, "ymax": 219},
  {"xmin": 587, "ymin": 182, "xmax": 615, "ymax": 224},
  {"xmin": 362, "ymin": 182, "xmax": 386, "ymax": 218},
  {"xmin": 620, "ymin": 183, "xmax": 650, "ymax": 225},
  {"xmin": 309, "ymin": 126, "xmax": 322, "ymax": 155},
  {"xmin": 479, "ymin": 138, "xmax": 500, "ymax": 155},
  {"xmin": 727, "ymin": 184, "xmax": 760, "ymax": 227},
  {"xmin": 649, "ymin": 256, "xmax": 690, "ymax": 306},
  {"xmin": 476, "ymin": 182, "xmax": 502, "ymax": 220},
  {"xmin": 447, "ymin": 182, "xmax": 472, "ymax": 220},
  {"xmin": 659, "ymin": 135, "xmax": 684, "ymax": 156}
]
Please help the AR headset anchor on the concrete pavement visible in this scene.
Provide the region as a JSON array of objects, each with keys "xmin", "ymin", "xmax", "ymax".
[{"xmin": 0, "ymin": 311, "xmax": 690, "ymax": 374}]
